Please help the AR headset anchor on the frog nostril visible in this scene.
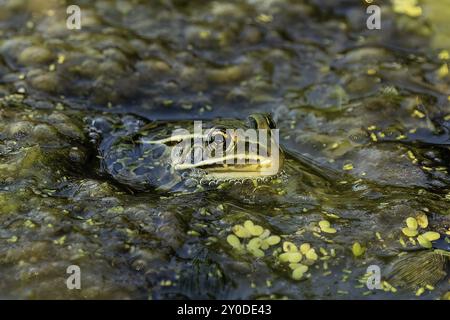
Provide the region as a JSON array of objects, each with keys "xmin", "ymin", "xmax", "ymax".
[{"xmin": 247, "ymin": 113, "xmax": 277, "ymax": 129}]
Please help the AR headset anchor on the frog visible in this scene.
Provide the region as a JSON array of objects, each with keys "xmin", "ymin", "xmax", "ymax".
[{"xmin": 87, "ymin": 113, "xmax": 291, "ymax": 193}]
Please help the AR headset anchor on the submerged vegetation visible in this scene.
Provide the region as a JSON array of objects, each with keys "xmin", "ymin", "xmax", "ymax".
[{"xmin": 0, "ymin": 0, "xmax": 450, "ymax": 299}]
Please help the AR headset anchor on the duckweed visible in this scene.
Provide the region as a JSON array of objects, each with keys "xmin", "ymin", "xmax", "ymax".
[
  {"xmin": 342, "ymin": 163, "xmax": 354, "ymax": 171},
  {"xmin": 402, "ymin": 227, "xmax": 418, "ymax": 237},
  {"xmin": 402, "ymin": 216, "xmax": 420, "ymax": 237},
  {"xmin": 417, "ymin": 235, "xmax": 432, "ymax": 249},
  {"xmin": 300, "ymin": 243, "xmax": 311, "ymax": 254},
  {"xmin": 421, "ymin": 231, "xmax": 440, "ymax": 241},
  {"xmin": 406, "ymin": 217, "xmax": 418, "ymax": 230},
  {"xmin": 53, "ymin": 235, "xmax": 66, "ymax": 245},
  {"xmin": 288, "ymin": 263, "xmax": 302, "ymax": 270},
  {"xmin": 279, "ymin": 252, "xmax": 302, "ymax": 263},
  {"xmin": 187, "ymin": 230, "xmax": 200, "ymax": 236},
  {"xmin": 292, "ymin": 265, "xmax": 308, "ymax": 280},
  {"xmin": 248, "ymin": 247, "xmax": 265, "ymax": 258},
  {"xmin": 319, "ymin": 247, "xmax": 328, "ymax": 256},
  {"xmin": 243, "ymin": 220, "xmax": 264, "ymax": 236},
  {"xmin": 23, "ymin": 220, "xmax": 36, "ymax": 228},
  {"xmin": 247, "ymin": 237, "xmax": 263, "ymax": 250},
  {"xmin": 6, "ymin": 235, "xmax": 18, "ymax": 243},
  {"xmin": 318, "ymin": 220, "xmax": 337, "ymax": 234},
  {"xmin": 276, "ymin": 241, "xmax": 320, "ymax": 279},
  {"xmin": 415, "ymin": 287, "xmax": 425, "ymax": 296},
  {"xmin": 352, "ymin": 242, "xmax": 365, "ymax": 257},
  {"xmin": 259, "ymin": 229, "xmax": 270, "ymax": 239},
  {"xmin": 438, "ymin": 50, "xmax": 449, "ymax": 61},
  {"xmin": 265, "ymin": 236, "xmax": 281, "ymax": 246},
  {"xmin": 382, "ymin": 281, "xmax": 397, "ymax": 293},
  {"xmin": 437, "ymin": 63, "xmax": 449, "ymax": 79},
  {"xmin": 318, "ymin": 220, "xmax": 329, "ymax": 229},
  {"xmin": 305, "ymin": 249, "xmax": 318, "ymax": 261},
  {"xmin": 392, "ymin": 0, "xmax": 422, "ymax": 18},
  {"xmin": 256, "ymin": 14, "xmax": 273, "ymax": 24},
  {"xmin": 401, "ymin": 214, "xmax": 441, "ymax": 248},
  {"xmin": 232, "ymin": 225, "xmax": 252, "ymax": 238},
  {"xmin": 283, "ymin": 241, "xmax": 298, "ymax": 252},
  {"xmin": 227, "ymin": 221, "xmax": 280, "ymax": 258},
  {"xmin": 416, "ymin": 213, "xmax": 428, "ymax": 228}
]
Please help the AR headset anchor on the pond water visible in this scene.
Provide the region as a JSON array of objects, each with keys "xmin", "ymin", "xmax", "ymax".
[{"xmin": 0, "ymin": 0, "xmax": 449, "ymax": 299}]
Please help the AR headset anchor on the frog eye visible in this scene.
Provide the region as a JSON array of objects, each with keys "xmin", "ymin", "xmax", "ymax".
[{"xmin": 205, "ymin": 127, "xmax": 234, "ymax": 155}]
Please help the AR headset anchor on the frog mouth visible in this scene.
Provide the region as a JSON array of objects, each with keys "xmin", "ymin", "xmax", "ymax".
[{"xmin": 173, "ymin": 152, "xmax": 284, "ymax": 178}]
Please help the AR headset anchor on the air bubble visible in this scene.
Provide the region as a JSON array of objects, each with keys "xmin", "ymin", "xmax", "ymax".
[
  {"xmin": 181, "ymin": 171, "xmax": 190, "ymax": 179},
  {"xmin": 208, "ymin": 181, "xmax": 217, "ymax": 187},
  {"xmin": 185, "ymin": 178, "xmax": 198, "ymax": 187}
]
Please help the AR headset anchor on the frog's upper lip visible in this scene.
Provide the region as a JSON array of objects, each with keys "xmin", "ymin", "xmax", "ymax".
[
  {"xmin": 172, "ymin": 150, "xmax": 284, "ymax": 178},
  {"xmin": 173, "ymin": 153, "xmax": 274, "ymax": 170}
]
